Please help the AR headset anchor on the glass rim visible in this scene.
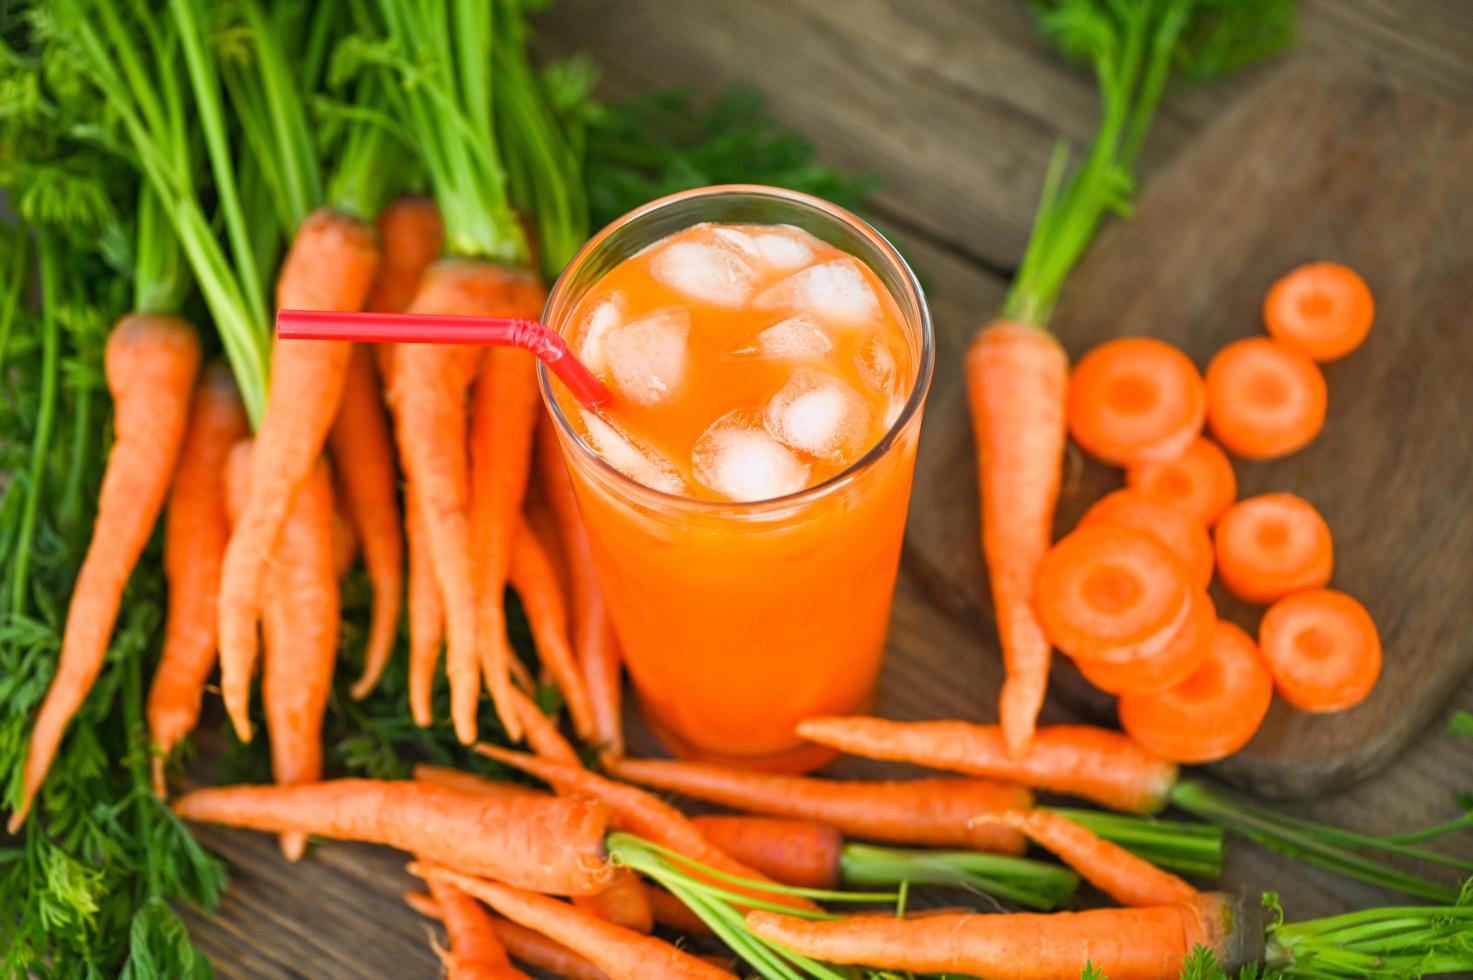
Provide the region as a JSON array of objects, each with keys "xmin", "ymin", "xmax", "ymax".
[{"xmin": 537, "ymin": 183, "xmax": 936, "ymax": 514}]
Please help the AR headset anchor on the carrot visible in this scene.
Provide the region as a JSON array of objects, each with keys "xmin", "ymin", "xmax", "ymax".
[
  {"xmin": 406, "ymin": 891, "xmax": 612, "ymax": 980},
  {"xmin": 573, "ymin": 870, "xmax": 655, "ymax": 935},
  {"xmin": 425, "ymin": 876, "xmax": 530, "ymax": 980},
  {"xmin": 329, "ymin": 345, "xmax": 403, "ymax": 700},
  {"xmin": 1264, "ymin": 262, "xmax": 1374, "ymax": 362},
  {"xmin": 745, "ymin": 892, "xmax": 1259, "ymax": 980},
  {"xmin": 259, "ymin": 459, "xmax": 339, "ymax": 861},
  {"xmin": 1214, "ymin": 493, "xmax": 1333, "ymax": 604},
  {"xmin": 1072, "ymin": 589, "xmax": 1215, "ymax": 697},
  {"xmin": 368, "ymin": 196, "xmax": 445, "ymax": 315},
  {"xmin": 474, "ymin": 745, "xmax": 818, "ymax": 912},
  {"xmin": 535, "ymin": 415, "xmax": 624, "ymax": 757},
  {"xmin": 10, "ymin": 314, "xmax": 201, "ymax": 831},
  {"xmin": 690, "ymin": 815, "xmax": 844, "ymax": 890},
  {"xmin": 1120, "ymin": 621, "xmax": 1273, "ymax": 764},
  {"xmin": 1205, "ymin": 337, "xmax": 1327, "ymax": 460},
  {"xmin": 1125, "ymin": 437, "xmax": 1236, "ymax": 527},
  {"xmin": 1259, "ymin": 589, "xmax": 1381, "ymax": 713},
  {"xmin": 390, "ymin": 261, "xmax": 520, "ymax": 743},
  {"xmin": 1067, "ymin": 337, "xmax": 1206, "ymax": 466},
  {"xmin": 411, "ymin": 764, "xmax": 543, "ymax": 800},
  {"xmin": 510, "ymin": 513, "xmax": 596, "ymax": 739},
  {"xmin": 330, "ymin": 499, "xmax": 358, "ymax": 578},
  {"xmin": 172, "ymin": 779, "xmax": 612, "ymax": 895},
  {"xmin": 965, "ymin": 322, "xmax": 1068, "ymax": 755},
  {"xmin": 468, "ymin": 276, "xmax": 546, "ymax": 745},
  {"xmin": 981, "ymin": 809, "xmax": 1196, "ymax": 907},
  {"xmin": 1079, "ymin": 489, "xmax": 1214, "ymax": 590},
  {"xmin": 146, "ymin": 362, "xmax": 248, "ymax": 794},
  {"xmin": 503, "ymin": 683, "xmax": 580, "ymax": 764},
  {"xmin": 647, "ymin": 885, "xmax": 714, "ymax": 936},
  {"xmin": 795, "ymin": 718, "xmax": 1179, "ymax": 815},
  {"xmin": 218, "ymin": 210, "xmax": 379, "ymax": 741},
  {"xmin": 405, "ymin": 480, "xmax": 445, "ymax": 728},
  {"xmin": 415, "ymin": 865, "xmax": 734, "ymax": 980},
  {"xmin": 605, "ymin": 757, "xmax": 1030, "ymax": 853},
  {"xmin": 1035, "ymin": 524, "xmax": 1192, "ymax": 662}
]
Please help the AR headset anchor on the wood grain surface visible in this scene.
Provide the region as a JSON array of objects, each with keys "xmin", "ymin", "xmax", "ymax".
[{"xmin": 185, "ymin": 3, "xmax": 1473, "ymax": 976}]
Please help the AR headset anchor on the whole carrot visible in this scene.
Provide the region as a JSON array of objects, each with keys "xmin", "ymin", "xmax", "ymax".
[
  {"xmin": 406, "ymin": 892, "xmax": 612, "ymax": 980},
  {"xmin": 415, "ymin": 865, "xmax": 734, "ymax": 980},
  {"xmin": 503, "ymin": 682, "xmax": 580, "ymax": 764},
  {"xmin": 747, "ymin": 892, "xmax": 1260, "ymax": 980},
  {"xmin": 475, "ymin": 746, "xmax": 818, "ymax": 913},
  {"xmin": 690, "ymin": 815, "xmax": 844, "ymax": 890},
  {"xmin": 368, "ymin": 196, "xmax": 445, "ymax": 314},
  {"xmin": 405, "ymin": 481, "xmax": 445, "ymax": 727},
  {"xmin": 11, "ymin": 314, "xmax": 201, "ymax": 831},
  {"xmin": 797, "ymin": 717, "xmax": 1179, "ymax": 814},
  {"xmin": 146, "ymin": 362, "xmax": 248, "ymax": 794},
  {"xmin": 607, "ymin": 757, "xmax": 1029, "ymax": 853},
  {"xmin": 535, "ymin": 416, "xmax": 624, "ymax": 756},
  {"xmin": 966, "ymin": 321, "xmax": 1069, "ymax": 756},
  {"xmin": 173, "ymin": 779, "xmax": 612, "ymax": 895},
  {"xmin": 330, "ymin": 346, "xmax": 403, "ymax": 700},
  {"xmin": 511, "ymin": 513, "xmax": 596, "ymax": 739},
  {"xmin": 980, "ymin": 809, "xmax": 1196, "ymax": 907},
  {"xmin": 425, "ymin": 876, "xmax": 530, "ymax": 980},
  {"xmin": 218, "ymin": 210, "xmax": 378, "ymax": 741}
]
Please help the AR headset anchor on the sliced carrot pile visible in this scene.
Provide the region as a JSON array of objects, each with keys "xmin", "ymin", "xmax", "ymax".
[
  {"xmin": 1072, "ymin": 588, "xmax": 1215, "ymax": 697},
  {"xmin": 1264, "ymin": 262, "xmax": 1374, "ymax": 362},
  {"xmin": 1079, "ymin": 489, "xmax": 1214, "ymax": 590},
  {"xmin": 1260, "ymin": 589, "xmax": 1381, "ymax": 713},
  {"xmin": 1125, "ymin": 437, "xmax": 1236, "ymax": 527},
  {"xmin": 1119, "ymin": 621, "xmax": 1273, "ymax": 763},
  {"xmin": 1066, "ymin": 337, "xmax": 1206, "ymax": 466},
  {"xmin": 1035, "ymin": 524, "xmax": 1191, "ymax": 662},
  {"xmin": 1205, "ymin": 337, "xmax": 1326, "ymax": 460},
  {"xmin": 1214, "ymin": 493, "xmax": 1333, "ymax": 604}
]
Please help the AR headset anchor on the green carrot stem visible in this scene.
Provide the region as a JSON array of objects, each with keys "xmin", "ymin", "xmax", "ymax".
[
  {"xmin": 1379, "ymin": 809, "xmax": 1473, "ymax": 846},
  {"xmin": 1046, "ymin": 807, "xmax": 1225, "ymax": 879},
  {"xmin": 58, "ymin": 385, "xmax": 93, "ymax": 540},
  {"xmin": 9, "ymin": 232, "xmax": 60, "ymax": 617},
  {"xmin": 838, "ymin": 843, "xmax": 1078, "ymax": 911},
  {"xmin": 0, "ymin": 227, "xmax": 29, "ymax": 388},
  {"xmin": 133, "ymin": 186, "xmax": 189, "ymax": 315}
]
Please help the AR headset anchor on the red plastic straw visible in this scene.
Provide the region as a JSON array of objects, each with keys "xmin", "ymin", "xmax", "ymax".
[{"xmin": 276, "ymin": 308, "xmax": 611, "ymax": 408}]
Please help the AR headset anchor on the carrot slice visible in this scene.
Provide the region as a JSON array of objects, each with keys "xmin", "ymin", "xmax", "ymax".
[
  {"xmin": 1073, "ymin": 589, "xmax": 1215, "ymax": 696},
  {"xmin": 1079, "ymin": 489, "xmax": 1214, "ymax": 590},
  {"xmin": 1205, "ymin": 338, "xmax": 1326, "ymax": 459},
  {"xmin": 1066, "ymin": 338, "xmax": 1206, "ymax": 466},
  {"xmin": 1119, "ymin": 621, "xmax": 1272, "ymax": 763},
  {"xmin": 1035, "ymin": 525, "xmax": 1192, "ymax": 662},
  {"xmin": 1259, "ymin": 589, "xmax": 1381, "ymax": 712},
  {"xmin": 1214, "ymin": 493, "xmax": 1332, "ymax": 604},
  {"xmin": 1125, "ymin": 437, "xmax": 1236, "ymax": 527},
  {"xmin": 1264, "ymin": 262, "xmax": 1373, "ymax": 362}
]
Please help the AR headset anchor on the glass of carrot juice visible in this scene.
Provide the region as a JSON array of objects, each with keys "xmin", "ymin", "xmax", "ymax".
[{"xmin": 540, "ymin": 185, "xmax": 933, "ymax": 773}]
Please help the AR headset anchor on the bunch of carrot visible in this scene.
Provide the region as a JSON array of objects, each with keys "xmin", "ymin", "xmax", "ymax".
[{"xmin": 1042, "ymin": 261, "xmax": 1380, "ymax": 762}]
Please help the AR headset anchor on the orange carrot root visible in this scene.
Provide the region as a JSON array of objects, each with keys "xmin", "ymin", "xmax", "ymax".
[
  {"xmin": 423, "ymin": 875, "xmax": 528, "ymax": 979},
  {"xmin": 572, "ymin": 870, "xmax": 655, "ymax": 935},
  {"xmin": 411, "ymin": 764, "xmax": 544, "ymax": 800},
  {"xmin": 690, "ymin": 815, "xmax": 844, "ymax": 889},
  {"xmin": 511, "ymin": 513, "xmax": 596, "ymax": 739},
  {"xmin": 404, "ymin": 480, "xmax": 445, "ymax": 728},
  {"xmin": 12, "ymin": 314, "xmax": 201, "ymax": 831},
  {"xmin": 368, "ymin": 197, "xmax": 445, "ymax": 315}
]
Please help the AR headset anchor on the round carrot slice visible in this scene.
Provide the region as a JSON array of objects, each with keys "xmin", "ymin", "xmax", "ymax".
[
  {"xmin": 1205, "ymin": 338, "xmax": 1327, "ymax": 459},
  {"xmin": 1214, "ymin": 493, "xmax": 1333, "ymax": 604},
  {"xmin": 1035, "ymin": 524, "xmax": 1192, "ymax": 663},
  {"xmin": 1074, "ymin": 589, "xmax": 1215, "ymax": 696},
  {"xmin": 1079, "ymin": 489, "xmax": 1214, "ymax": 591},
  {"xmin": 1259, "ymin": 589, "xmax": 1381, "ymax": 713},
  {"xmin": 1067, "ymin": 338, "xmax": 1206, "ymax": 467},
  {"xmin": 1119, "ymin": 620, "xmax": 1272, "ymax": 764},
  {"xmin": 1125, "ymin": 437, "xmax": 1236, "ymax": 527},
  {"xmin": 1264, "ymin": 262, "xmax": 1374, "ymax": 362}
]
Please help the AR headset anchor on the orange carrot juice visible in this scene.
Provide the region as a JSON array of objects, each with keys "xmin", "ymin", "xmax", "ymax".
[{"xmin": 542, "ymin": 187, "xmax": 932, "ymax": 771}]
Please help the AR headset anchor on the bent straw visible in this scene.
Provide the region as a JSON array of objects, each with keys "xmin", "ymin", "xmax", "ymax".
[{"xmin": 276, "ymin": 308, "xmax": 611, "ymax": 408}]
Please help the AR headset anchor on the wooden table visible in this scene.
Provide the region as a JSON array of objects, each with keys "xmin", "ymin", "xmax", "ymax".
[{"xmin": 190, "ymin": 3, "xmax": 1473, "ymax": 975}]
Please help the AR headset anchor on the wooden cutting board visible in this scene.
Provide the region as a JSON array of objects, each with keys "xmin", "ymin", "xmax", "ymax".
[{"xmin": 903, "ymin": 65, "xmax": 1473, "ymax": 799}]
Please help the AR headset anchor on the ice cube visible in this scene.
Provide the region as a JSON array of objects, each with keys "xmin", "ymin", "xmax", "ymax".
[
  {"xmin": 578, "ymin": 295, "xmax": 623, "ymax": 374},
  {"xmin": 602, "ymin": 307, "xmax": 690, "ymax": 406},
  {"xmin": 649, "ymin": 238, "xmax": 756, "ymax": 308},
  {"xmin": 748, "ymin": 228, "xmax": 814, "ymax": 271},
  {"xmin": 580, "ymin": 410, "xmax": 686, "ymax": 495},
  {"xmin": 727, "ymin": 314, "xmax": 834, "ymax": 359},
  {"xmin": 854, "ymin": 332, "xmax": 898, "ymax": 395},
  {"xmin": 764, "ymin": 370, "xmax": 872, "ymax": 464},
  {"xmin": 693, "ymin": 410, "xmax": 812, "ymax": 502},
  {"xmin": 754, "ymin": 258, "xmax": 880, "ymax": 326}
]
